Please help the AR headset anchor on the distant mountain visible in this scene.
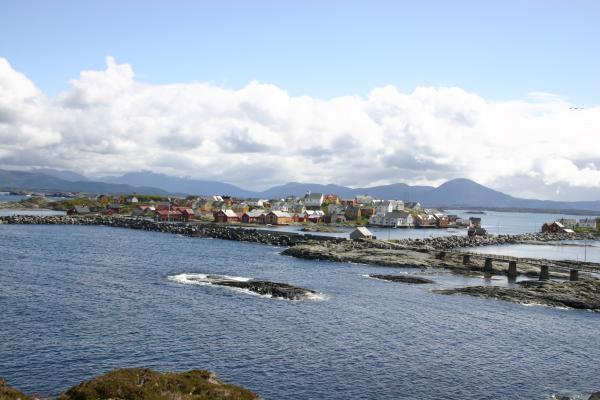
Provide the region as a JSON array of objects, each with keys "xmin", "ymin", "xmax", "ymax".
[
  {"xmin": 99, "ymin": 171, "xmax": 257, "ymax": 198},
  {"xmin": 0, "ymin": 170, "xmax": 168, "ymax": 195},
  {"xmin": 3, "ymin": 168, "xmax": 600, "ymax": 213}
]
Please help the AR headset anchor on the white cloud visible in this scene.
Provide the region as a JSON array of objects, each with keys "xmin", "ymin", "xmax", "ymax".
[{"xmin": 0, "ymin": 56, "xmax": 599, "ymax": 199}]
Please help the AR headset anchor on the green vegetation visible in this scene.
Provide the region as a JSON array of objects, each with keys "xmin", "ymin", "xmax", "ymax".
[
  {"xmin": 0, "ymin": 378, "xmax": 31, "ymax": 400},
  {"xmin": 58, "ymin": 368, "xmax": 259, "ymax": 400},
  {"xmin": 51, "ymin": 198, "xmax": 99, "ymax": 211}
]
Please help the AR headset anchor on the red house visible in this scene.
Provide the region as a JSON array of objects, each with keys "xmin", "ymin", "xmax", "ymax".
[
  {"xmin": 213, "ymin": 209, "xmax": 240, "ymax": 223},
  {"xmin": 155, "ymin": 210, "xmax": 183, "ymax": 222}
]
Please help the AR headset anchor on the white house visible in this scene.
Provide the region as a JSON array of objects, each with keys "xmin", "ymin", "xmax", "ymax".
[
  {"xmin": 127, "ymin": 196, "xmax": 139, "ymax": 203},
  {"xmin": 304, "ymin": 192, "xmax": 324, "ymax": 208},
  {"xmin": 370, "ymin": 211, "xmax": 414, "ymax": 227}
]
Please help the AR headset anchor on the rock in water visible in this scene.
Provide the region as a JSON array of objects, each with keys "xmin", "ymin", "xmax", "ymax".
[
  {"xmin": 0, "ymin": 378, "xmax": 31, "ymax": 400},
  {"xmin": 435, "ymin": 279, "xmax": 600, "ymax": 311},
  {"xmin": 370, "ymin": 274, "xmax": 435, "ymax": 284},
  {"xmin": 216, "ymin": 280, "xmax": 319, "ymax": 300},
  {"xmin": 58, "ymin": 368, "xmax": 259, "ymax": 400},
  {"xmin": 589, "ymin": 391, "xmax": 600, "ymax": 400}
]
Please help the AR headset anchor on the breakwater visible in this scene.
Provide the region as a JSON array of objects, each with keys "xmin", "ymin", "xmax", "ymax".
[{"xmin": 0, "ymin": 215, "xmax": 345, "ymax": 246}]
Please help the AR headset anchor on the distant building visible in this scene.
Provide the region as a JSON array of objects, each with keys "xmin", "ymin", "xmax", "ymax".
[
  {"xmin": 370, "ymin": 211, "xmax": 413, "ymax": 227},
  {"xmin": 541, "ymin": 221, "xmax": 574, "ymax": 234},
  {"xmin": 213, "ymin": 209, "xmax": 240, "ymax": 223},
  {"xmin": 265, "ymin": 211, "xmax": 292, "ymax": 225},
  {"xmin": 241, "ymin": 209, "xmax": 266, "ymax": 224},
  {"xmin": 67, "ymin": 206, "xmax": 90, "ymax": 215},
  {"xmin": 350, "ymin": 227, "xmax": 374, "ymax": 240},
  {"xmin": 127, "ymin": 196, "xmax": 139, "ymax": 203},
  {"xmin": 304, "ymin": 192, "xmax": 324, "ymax": 209}
]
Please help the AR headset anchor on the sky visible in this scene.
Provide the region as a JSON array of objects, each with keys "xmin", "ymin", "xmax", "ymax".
[{"xmin": 1, "ymin": 0, "xmax": 600, "ymax": 200}]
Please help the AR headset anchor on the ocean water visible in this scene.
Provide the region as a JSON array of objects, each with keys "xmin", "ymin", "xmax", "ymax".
[{"xmin": 1, "ymin": 225, "xmax": 600, "ymax": 399}]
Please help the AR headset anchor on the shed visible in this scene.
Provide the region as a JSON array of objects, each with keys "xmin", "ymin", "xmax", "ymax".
[{"xmin": 350, "ymin": 227, "xmax": 374, "ymax": 240}]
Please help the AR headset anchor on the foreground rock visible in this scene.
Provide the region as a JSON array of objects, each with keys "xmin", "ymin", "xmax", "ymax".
[
  {"xmin": 58, "ymin": 368, "xmax": 259, "ymax": 400},
  {"xmin": 435, "ymin": 279, "xmax": 600, "ymax": 311},
  {"xmin": 0, "ymin": 378, "xmax": 31, "ymax": 400},
  {"xmin": 370, "ymin": 274, "xmax": 435, "ymax": 284},
  {"xmin": 1, "ymin": 368, "xmax": 259, "ymax": 400}
]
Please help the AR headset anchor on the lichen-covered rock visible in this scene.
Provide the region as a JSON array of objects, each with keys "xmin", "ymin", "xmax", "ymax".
[
  {"xmin": 58, "ymin": 368, "xmax": 259, "ymax": 400},
  {"xmin": 0, "ymin": 378, "xmax": 31, "ymax": 400}
]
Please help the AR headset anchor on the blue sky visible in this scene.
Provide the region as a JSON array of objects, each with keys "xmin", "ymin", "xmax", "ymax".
[
  {"xmin": 1, "ymin": 1, "xmax": 600, "ymax": 200},
  {"xmin": 2, "ymin": 0, "xmax": 599, "ymax": 104}
]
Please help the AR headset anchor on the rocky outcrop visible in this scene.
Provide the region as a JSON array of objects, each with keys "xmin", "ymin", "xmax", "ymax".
[
  {"xmin": 370, "ymin": 274, "xmax": 435, "ymax": 284},
  {"xmin": 57, "ymin": 368, "xmax": 259, "ymax": 400},
  {"xmin": 0, "ymin": 378, "xmax": 31, "ymax": 400},
  {"xmin": 435, "ymin": 279, "xmax": 600, "ymax": 311},
  {"xmin": 216, "ymin": 280, "xmax": 320, "ymax": 300}
]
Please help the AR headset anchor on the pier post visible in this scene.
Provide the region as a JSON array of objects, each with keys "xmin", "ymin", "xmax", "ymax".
[
  {"xmin": 507, "ymin": 261, "xmax": 517, "ymax": 280},
  {"xmin": 539, "ymin": 265, "xmax": 550, "ymax": 281},
  {"xmin": 462, "ymin": 254, "xmax": 471, "ymax": 265},
  {"xmin": 569, "ymin": 269, "xmax": 579, "ymax": 282},
  {"xmin": 484, "ymin": 258, "xmax": 493, "ymax": 276}
]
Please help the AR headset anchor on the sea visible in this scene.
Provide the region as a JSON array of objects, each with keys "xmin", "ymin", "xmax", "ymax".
[{"xmin": 1, "ymin": 223, "xmax": 599, "ymax": 399}]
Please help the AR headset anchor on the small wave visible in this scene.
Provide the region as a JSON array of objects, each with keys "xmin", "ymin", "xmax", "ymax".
[{"xmin": 168, "ymin": 273, "xmax": 251, "ymax": 285}]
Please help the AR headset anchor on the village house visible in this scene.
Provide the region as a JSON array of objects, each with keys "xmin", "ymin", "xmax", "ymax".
[
  {"xmin": 324, "ymin": 194, "xmax": 340, "ymax": 204},
  {"xmin": 433, "ymin": 213, "xmax": 449, "ymax": 228},
  {"xmin": 265, "ymin": 211, "xmax": 292, "ymax": 225},
  {"xmin": 246, "ymin": 199, "xmax": 268, "ymax": 208},
  {"xmin": 327, "ymin": 203, "xmax": 346, "ymax": 215},
  {"xmin": 340, "ymin": 198, "xmax": 357, "ymax": 207},
  {"xmin": 414, "ymin": 213, "xmax": 436, "ymax": 227},
  {"xmin": 131, "ymin": 205, "xmax": 155, "ymax": 217},
  {"xmin": 304, "ymin": 209, "xmax": 325, "ymax": 223},
  {"xmin": 174, "ymin": 207, "xmax": 196, "ymax": 222},
  {"xmin": 370, "ymin": 211, "xmax": 413, "ymax": 227},
  {"xmin": 324, "ymin": 213, "xmax": 347, "ymax": 223},
  {"xmin": 67, "ymin": 205, "xmax": 91, "ymax": 215},
  {"xmin": 345, "ymin": 206, "xmax": 362, "ymax": 221},
  {"xmin": 542, "ymin": 221, "xmax": 575, "ymax": 234},
  {"xmin": 303, "ymin": 192, "xmax": 324, "ymax": 209},
  {"xmin": 359, "ymin": 207, "xmax": 376, "ymax": 218},
  {"xmin": 127, "ymin": 196, "xmax": 139, "ymax": 203},
  {"xmin": 355, "ymin": 195, "xmax": 373, "ymax": 205},
  {"xmin": 213, "ymin": 209, "xmax": 240, "ymax": 223},
  {"xmin": 241, "ymin": 209, "xmax": 266, "ymax": 224},
  {"xmin": 154, "ymin": 210, "xmax": 184, "ymax": 222}
]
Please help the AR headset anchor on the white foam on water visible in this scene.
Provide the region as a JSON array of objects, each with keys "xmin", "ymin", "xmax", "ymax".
[
  {"xmin": 168, "ymin": 273, "xmax": 326, "ymax": 301},
  {"xmin": 167, "ymin": 273, "xmax": 251, "ymax": 285}
]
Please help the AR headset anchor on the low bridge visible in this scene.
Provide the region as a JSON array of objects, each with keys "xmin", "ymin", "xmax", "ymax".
[{"xmin": 434, "ymin": 249, "xmax": 600, "ymax": 281}]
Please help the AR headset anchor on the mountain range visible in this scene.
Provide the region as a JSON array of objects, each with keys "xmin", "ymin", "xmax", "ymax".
[{"xmin": 1, "ymin": 169, "xmax": 600, "ymax": 213}]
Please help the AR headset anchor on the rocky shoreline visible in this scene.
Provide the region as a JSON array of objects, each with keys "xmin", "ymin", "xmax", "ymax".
[
  {"xmin": 435, "ymin": 279, "xmax": 600, "ymax": 311},
  {"xmin": 1, "ymin": 368, "xmax": 258, "ymax": 400}
]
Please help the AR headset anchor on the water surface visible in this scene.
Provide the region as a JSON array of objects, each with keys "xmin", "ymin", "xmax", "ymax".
[{"xmin": 1, "ymin": 225, "xmax": 599, "ymax": 399}]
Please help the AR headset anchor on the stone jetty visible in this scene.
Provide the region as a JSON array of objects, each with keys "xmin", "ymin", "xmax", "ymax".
[{"xmin": 0, "ymin": 215, "xmax": 344, "ymax": 247}]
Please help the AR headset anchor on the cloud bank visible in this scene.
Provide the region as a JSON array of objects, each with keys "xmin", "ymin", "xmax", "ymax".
[{"xmin": 1, "ymin": 57, "xmax": 599, "ymax": 200}]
